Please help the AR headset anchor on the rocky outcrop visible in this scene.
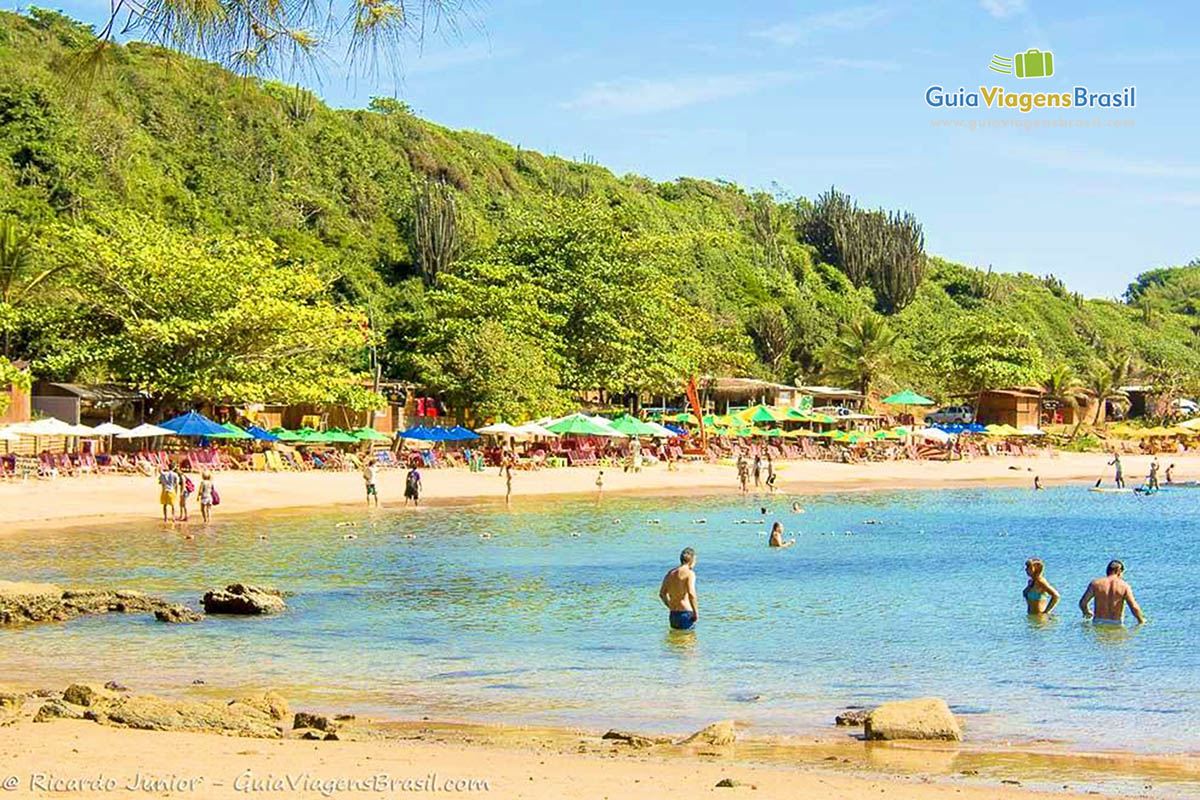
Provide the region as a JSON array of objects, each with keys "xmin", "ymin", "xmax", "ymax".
[
  {"xmin": 0, "ymin": 691, "xmax": 22, "ymax": 726},
  {"xmin": 293, "ymin": 711, "xmax": 337, "ymax": 732},
  {"xmin": 680, "ymin": 720, "xmax": 737, "ymax": 746},
  {"xmin": 601, "ymin": 729, "xmax": 657, "ymax": 748},
  {"xmin": 0, "ymin": 582, "xmax": 175, "ymax": 627},
  {"xmin": 63, "ymin": 683, "xmax": 119, "ymax": 707},
  {"xmin": 863, "ymin": 698, "xmax": 961, "ymax": 741},
  {"xmin": 155, "ymin": 605, "xmax": 204, "ymax": 624},
  {"xmin": 835, "ymin": 707, "xmax": 872, "ymax": 727},
  {"xmin": 34, "ymin": 699, "xmax": 84, "ymax": 722},
  {"xmin": 79, "ymin": 691, "xmax": 287, "ymax": 738},
  {"xmin": 201, "ymin": 584, "xmax": 286, "ymax": 616}
]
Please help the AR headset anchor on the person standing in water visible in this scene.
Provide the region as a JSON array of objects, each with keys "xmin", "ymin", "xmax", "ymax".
[
  {"xmin": 404, "ymin": 466, "xmax": 421, "ymax": 506},
  {"xmin": 1033, "ymin": 475, "xmax": 1043, "ymax": 491},
  {"xmin": 1079, "ymin": 560, "xmax": 1145, "ymax": 624},
  {"xmin": 198, "ymin": 471, "xmax": 216, "ymax": 523},
  {"xmin": 1148, "ymin": 457, "xmax": 1161, "ymax": 491},
  {"xmin": 768, "ymin": 521, "xmax": 794, "ymax": 548},
  {"xmin": 1022, "ymin": 558, "xmax": 1060, "ymax": 614},
  {"xmin": 158, "ymin": 463, "xmax": 179, "ymax": 522},
  {"xmin": 175, "ymin": 462, "xmax": 192, "ymax": 522},
  {"xmin": 659, "ymin": 547, "xmax": 698, "ymax": 630},
  {"xmin": 1108, "ymin": 452, "xmax": 1125, "ymax": 488},
  {"xmin": 504, "ymin": 463, "xmax": 513, "ymax": 507},
  {"xmin": 1165, "ymin": 463, "xmax": 1176, "ymax": 484}
]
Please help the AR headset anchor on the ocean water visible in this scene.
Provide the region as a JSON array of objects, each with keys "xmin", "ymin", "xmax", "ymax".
[{"xmin": 3, "ymin": 485, "xmax": 1198, "ymax": 752}]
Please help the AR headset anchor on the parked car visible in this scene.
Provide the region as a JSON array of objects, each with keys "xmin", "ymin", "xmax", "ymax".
[
  {"xmin": 1172, "ymin": 398, "xmax": 1199, "ymax": 417},
  {"xmin": 924, "ymin": 405, "xmax": 975, "ymax": 425}
]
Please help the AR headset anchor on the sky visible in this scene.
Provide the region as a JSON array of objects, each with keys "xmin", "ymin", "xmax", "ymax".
[{"xmin": 26, "ymin": 0, "xmax": 1200, "ymax": 297}]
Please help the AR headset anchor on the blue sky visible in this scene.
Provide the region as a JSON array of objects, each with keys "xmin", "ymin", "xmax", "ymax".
[{"xmin": 28, "ymin": 0, "xmax": 1200, "ymax": 297}]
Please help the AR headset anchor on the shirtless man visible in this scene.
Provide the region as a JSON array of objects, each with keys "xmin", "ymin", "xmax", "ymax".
[
  {"xmin": 1079, "ymin": 560, "xmax": 1145, "ymax": 625},
  {"xmin": 659, "ymin": 547, "xmax": 698, "ymax": 630}
]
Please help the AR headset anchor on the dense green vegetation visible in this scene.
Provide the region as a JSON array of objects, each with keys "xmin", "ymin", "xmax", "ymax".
[{"xmin": 1, "ymin": 9, "xmax": 1199, "ymax": 417}]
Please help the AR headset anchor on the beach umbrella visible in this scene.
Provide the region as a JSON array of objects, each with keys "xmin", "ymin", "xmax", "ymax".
[
  {"xmin": 1018, "ymin": 425, "xmax": 1046, "ymax": 436},
  {"xmin": 670, "ymin": 411, "xmax": 700, "ymax": 425},
  {"xmin": 246, "ymin": 425, "xmax": 281, "ymax": 442},
  {"xmin": 547, "ymin": 413, "xmax": 627, "ymax": 437},
  {"xmin": 270, "ymin": 427, "xmax": 303, "ymax": 442},
  {"xmin": 1177, "ymin": 417, "xmax": 1200, "ymax": 431},
  {"xmin": 804, "ymin": 412, "xmax": 838, "ymax": 425},
  {"xmin": 322, "ymin": 429, "xmax": 360, "ymax": 444},
  {"xmin": 739, "ymin": 404, "xmax": 786, "ymax": 424},
  {"xmin": 398, "ymin": 425, "xmax": 443, "ymax": 442},
  {"xmin": 350, "ymin": 427, "xmax": 391, "ymax": 442},
  {"xmin": 92, "ymin": 422, "xmax": 130, "ymax": 436},
  {"xmin": 118, "ymin": 422, "xmax": 175, "ymax": 439},
  {"xmin": 442, "ymin": 425, "xmax": 480, "ymax": 441},
  {"xmin": 642, "ymin": 420, "xmax": 679, "ymax": 438},
  {"xmin": 511, "ymin": 422, "xmax": 560, "ymax": 439},
  {"xmin": 915, "ymin": 427, "xmax": 953, "ymax": 443},
  {"xmin": 881, "ymin": 390, "xmax": 935, "ymax": 406},
  {"xmin": 159, "ymin": 411, "xmax": 228, "ymax": 438},
  {"xmin": 293, "ymin": 427, "xmax": 333, "ymax": 444},
  {"xmin": 608, "ymin": 414, "xmax": 660, "ymax": 436},
  {"xmin": 0, "ymin": 427, "xmax": 19, "ymax": 441},
  {"xmin": 477, "ymin": 422, "xmax": 521, "ymax": 436},
  {"xmin": 210, "ymin": 422, "xmax": 253, "ymax": 440},
  {"xmin": 9, "ymin": 417, "xmax": 75, "ymax": 436},
  {"xmin": 889, "ymin": 426, "xmax": 913, "ymax": 437}
]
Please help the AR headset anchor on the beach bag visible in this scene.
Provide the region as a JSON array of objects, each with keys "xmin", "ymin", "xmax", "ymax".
[
  {"xmin": 211, "ymin": 486, "xmax": 221, "ymax": 506},
  {"xmin": 184, "ymin": 476, "xmax": 195, "ymax": 494}
]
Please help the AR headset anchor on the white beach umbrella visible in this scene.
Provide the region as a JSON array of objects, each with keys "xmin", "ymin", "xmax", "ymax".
[
  {"xmin": 643, "ymin": 421, "xmax": 680, "ymax": 438},
  {"xmin": 8, "ymin": 417, "xmax": 74, "ymax": 436},
  {"xmin": 92, "ymin": 422, "xmax": 131, "ymax": 436},
  {"xmin": 512, "ymin": 422, "xmax": 560, "ymax": 439},
  {"xmin": 914, "ymin": 427, "xmax": 953, "ymax": 443},
  {"xmin": 476, "ymin": 422, "xmax": 521, "ymax": 436},
  {"xmin": 65, "ymin": 422, "xmax": 97, "ymax": 436},
  {"xmin": 0, "ymin": 427, "xmax": 20, "ymax": 441},
  {"xmin": 118, "ymin": 422, "xmax": 175, "ymax": 439}
]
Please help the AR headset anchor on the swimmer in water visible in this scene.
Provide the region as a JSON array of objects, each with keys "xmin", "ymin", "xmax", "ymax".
[
  {"xmin": 1079, "ymin": 560, "xmax": 1145, "ymax": 625},
  {"xmin": 791, "ymin": 502, "xmax": 803, "ymax": 513},
  {"xmin": 768, "ymin": 522, "xmax": 794, "ymax": 549},
  {"xmin": 659, "ymin": 547, "xmax": 698, "ymax": 630},
  {"xmin": 1022, "ymin": 558, "xmax": 1060, "ymax": 615},
  {"xmin": 1034, "ymin": 475, "xmax": 1043, "ymax": 491}
]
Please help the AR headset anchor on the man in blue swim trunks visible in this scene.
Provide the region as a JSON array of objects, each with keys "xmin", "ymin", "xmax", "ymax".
[
  {"xmin": 659, "ymin": 547, "xmax": 698, "ymax": 630},
  {"xmin": 1079, "ymin": 560, "xmax": 1145, "ymax": 625}
]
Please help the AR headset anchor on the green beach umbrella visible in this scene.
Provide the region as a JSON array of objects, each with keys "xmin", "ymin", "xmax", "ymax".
[
  {"xmin": 210, "ymin": 422, "xmax": 253, "ymax": 440},
  {"xmin": 608, "ymin": 414, "xmax": 659, "ymax": 436},
  {"xmin": 352, "ymin": 427, "xmax": 392, "ymax": 441},
  {"xmin": 739, "ymin": 404, "xmax": 786, "ymax": 424},
  {"xmin": 881, "ymin": 390, "xmax": 935, "ymax": 406},
  {"xmin": 270, "ymin": 427, "xmax": 303, "ymax": 442},
  {"xmin": 324, "ymin": 429, "xmax": 360, "ymax": 444},
  {"xmin": 548, "ymin": 413, "xmax": 624, "ymax": 436},
  {"xmin": 805, "ymin": 412, "xmax": 838, "ymax": 425},
  {"xmin": 785, "ymin": 407, "xmax": 813, "ymax": 421},
  {"xmin": 671, "ymin": 411, "xmax": 700, "ymax": 425}
]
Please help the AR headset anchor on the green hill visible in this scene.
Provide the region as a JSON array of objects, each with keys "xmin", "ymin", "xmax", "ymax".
[{"xmin": 1, "ymin": 9, "xmax": 1197, "ymax": 416}]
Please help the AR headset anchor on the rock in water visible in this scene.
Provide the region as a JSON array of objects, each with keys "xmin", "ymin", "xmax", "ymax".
[
  {"xmin": 864, "ymin": 698, "xmax": 961, "ymax": 741},
  {"xmin": 834, "ymin": 708, "xmax": 872, "ymax": 727},
  {"xmin": 681, "ymin": 720, "xmax": 737, "ymax": 746},
  {"xmin": 155, "ymin": 605, "xmax": 204, "ymax": 624},
  {"xmin": 201, "ymin": 584, "xmax": 286, "ymax": 616},
  {"xmin": 0, "ymin": 583, "xmax": 175, "ymax": 626}
]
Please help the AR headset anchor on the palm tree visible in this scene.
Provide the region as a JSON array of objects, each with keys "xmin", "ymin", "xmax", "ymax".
[
  {"xmin": 1085, "ymin": 362, "xmax": 1129, "ymax": 425},
  {"xmin": 818, "ymin": 312, "xmax": 898, "ymax": 398}
]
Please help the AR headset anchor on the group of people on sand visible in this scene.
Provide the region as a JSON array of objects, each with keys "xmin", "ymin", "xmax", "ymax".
[
  {"xmin": 156, "ymin": 463, "xmax": 216, "ymax": 523},
  {"xmin": 361, "ymin": 462, "xmax": 423, "ymax": 507},
  {"xmin": 1023, "ymin": 557, "xmax": 1146, "ymax": 624},
  {"xmin": 736, "ymin": 450, "xmax": 776, "ymax": 494}
]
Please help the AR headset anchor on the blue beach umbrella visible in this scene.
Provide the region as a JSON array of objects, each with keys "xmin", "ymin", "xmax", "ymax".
[
  {"xmin": 158, "ymin": 410, "xmax": 229, "ymax": 437},
  {"xmin": 246, "ymin": 425, "xmax": 281, "ymax": 442},
  {"xmin": 446, "ymin": 425, "xmax": 480, "ymax": 441}
]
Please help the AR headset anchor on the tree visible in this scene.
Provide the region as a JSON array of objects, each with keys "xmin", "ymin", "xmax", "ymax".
[
  {"xmin": 1084, "ymin": 363, "xmax": 1129, "ymax": 424},
  {"xmin": 0, "ymin": 218, "xmax": 67, "ymax": 358},
  {"xmin": 940, "ymin": 319, "xmax": 1045, "ymax": 395},
  {"xmin": 748, "ymin": 304, "xmax": 792, "ymax": 377},
  {"xmin": 25, "ymin": 214, "xmax": 381, "ymax": 408},
  {"xmin": 69, "ymin": 0, "xmax": 472, "ymax": 80},
  {"xmin": 1042, "ymin": 363, "xmax": 1082, "ymax": 410},
  {"xmin": 818, "ymin": 312, "xmax": 898, "ymax": 397}
]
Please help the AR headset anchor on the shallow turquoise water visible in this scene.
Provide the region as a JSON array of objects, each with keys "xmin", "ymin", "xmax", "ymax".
[{"xmin": 3, "ymin": 486, "xmax": 1198, "ymax": 752}]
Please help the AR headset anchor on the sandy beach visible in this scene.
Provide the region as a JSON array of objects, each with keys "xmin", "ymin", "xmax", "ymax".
[
  {"xmin": 0, "ymin": 705, "xmax": 1181, "ymax": 800},
  {"xmin": 1, "ymin": 450, "xmax": 1186, "ymax": 532}
]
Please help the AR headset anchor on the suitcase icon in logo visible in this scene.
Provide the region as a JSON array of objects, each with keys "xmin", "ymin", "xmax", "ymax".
[{"xmin": 1014, "ymin": 48, "xmax": 1053, "ymax": 78}]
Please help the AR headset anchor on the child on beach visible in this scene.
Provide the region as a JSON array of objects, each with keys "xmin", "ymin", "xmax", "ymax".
[{"xmin": 198, "ymin": 471, "xmax": 215, "ymax": 523}]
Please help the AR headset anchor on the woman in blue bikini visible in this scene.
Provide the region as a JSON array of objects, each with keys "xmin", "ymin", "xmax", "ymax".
[{"xmin": 1023, "ymin": 558, "xmax": 1061, "ymax": 615}]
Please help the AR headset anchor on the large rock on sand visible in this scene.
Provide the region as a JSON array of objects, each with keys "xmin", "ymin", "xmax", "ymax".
[
  {"xmin": 681, "ymin": 720, "xmax": 737, "ymax": 746},
  {"xmin": 864, "ymin": 698, "xmax": 961, "ymax": 741},
  {"xmin": 0, "ymin": 691, "xmax": 22, "ymax": 726},
  {"xmin": 201, "ymin": 584, "xmax": 286, "ymax": 616},
  {"xmin": 79, "ymin": 691, "xmax": 287, "ymax": 738}
]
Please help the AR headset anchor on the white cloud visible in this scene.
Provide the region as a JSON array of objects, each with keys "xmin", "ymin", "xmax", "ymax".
[
  {"xmin": 752, "ymin": 4, "xmax": 893, "ymax": 46},
  {"xmin": 980, "ymin": 0, "xmax": 1028, "ymax": 18},
  {"xmin": 403, "ymin": 42, "xmax": 518, "ymax": 75},
  {"xmin": 562, "ymin": 72, "xmax": 800, "ymax": 116}
]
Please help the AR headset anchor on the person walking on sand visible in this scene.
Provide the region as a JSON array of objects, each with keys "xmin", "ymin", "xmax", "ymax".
[
  {"xmin": 198, "ymin": 471, "xmax": 215, "ymax": 523},
  {"xmin": 768, "ymin": 521, "xmax": 794, "ymax": 548},
  {"xmin": 1079, "ymin": 560, "xmax": 1145, "ymax": 625},
  {"xmin": 404, "ymin": 465, "xmax": 422, "ymax": 506},
  {"xmin": 752, "ymin": 452, "xmax": 762, "ymax": 489},
  {"xmin": 1022, "ymin": 558, "xmax": 1060, "ymax": 615},
  {"xmin": 595, "ymin": 469, "xmax": 604, "ymax": 500},
  {"xmin": 158, "ymin": 463, "xmax": 180, "ymax": 522},
  {"xmin": 659, "ymin": 547, "xmax": 699, "ymax": 630},
  {"xmin": 736, "ymin": 455, "xmax": 749, "ymax": 494},
  {"xmin": 1108, "ymin": 452, "xmax": 1125, "ymax": 489},
  {"xmin": 362, "ymin": 462, "xmax": 379, "ymax": 507}
]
